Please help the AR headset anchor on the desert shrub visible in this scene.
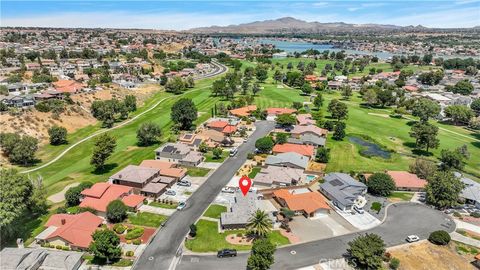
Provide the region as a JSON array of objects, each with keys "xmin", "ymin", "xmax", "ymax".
[{"xmin": 389, "ymin": 257, "xmax": 400, "ymax": 270}]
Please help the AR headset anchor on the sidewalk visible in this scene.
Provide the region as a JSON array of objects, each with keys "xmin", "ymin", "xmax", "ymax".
[
  {"xmin": 451, "ymin": 232, "xmax": 480, "ymax": 248},
  {"xmin": 455, "ymin": 219, "xmax": 480, "ymax": 234}
]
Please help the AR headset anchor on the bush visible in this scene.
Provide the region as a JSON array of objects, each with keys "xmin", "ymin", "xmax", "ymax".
[
  {"xmin": 371, "ymin": 202, "xmax": 382, "ymax": 213},
  {"xmin": 113, "ymin": 224, "xmax": 126, "ymax": 234},
  {"xmin": 62, "ymin": 246, "xmax": 70, "ymax": 251},
  {"xmin": 125, "ymin": 227, "xmax": 144, "ymax": 240},
  {"xmin": 132, "ymin": 239, "xmax": 141, "ymax": 245},
  {"xmin": 125, "ymin": 251, "xmax": 134, "ymax": 257},
  {"xmin": 189, "ymin": 224, "xmax": 197, "ymax": 237},
  {"xmin": 471, "ymin": 212, "xmax": 480, "ymax": 218},
  {"xmin": 428, "ymin": 230, "xmax": 451, "ymax": 245},
  {"xmin": 389, "ymin": 257, "xmax": 400, "ymax": 270},
  {"xmin": 367, "ymin": 172, "xmax": 396, "ymax": 197},
  {"xmin": 106, "ymin": 200, "xmax": 128, "ymax": 223},
  {"xmin": 56, "ymin": 245, "xmax": 63, "ymax": 250},
  {"xmin": 247, "ymin": 153, "xmax": 255, "ymax": 159}
]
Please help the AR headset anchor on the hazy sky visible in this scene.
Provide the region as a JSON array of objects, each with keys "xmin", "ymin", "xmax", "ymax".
[{"xmin": 1, "ymin": 0, "xmax": 479, "ymax": 29}]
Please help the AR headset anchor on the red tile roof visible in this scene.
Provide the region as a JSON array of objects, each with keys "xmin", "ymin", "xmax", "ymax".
[
  {"xmin": 365, "ymin": 171, "xmax": 427, "ymax": 189},
  {"xmin": 229, "ymin": 105, "xmax": 257, "ymax": 117},
  {"xmin": 80, "ymin": 183, "xmax": 132, "ymax": 212},
  {"xmin": 403, "ymin": 85, "xmax": 419, "ymax": 92},
  {"xmin": 207, "ymin": 120, "xmax": 229, "ymax": 129},
  {"xmin": 53, "ymin": 80, "xmax": 84, "ymax": 93},
  {"xmin": 44, "ymin": 212, "xmax": 103, "ymax": 249},
  {"xmin": 140, "ymin": 160, "xmax": 175, "ymax": 170},
  {"xmin": 222, "ymin": 125, "xmax": 237, "ymax": 134},
  {"xmin": 121, "ymin": 194, "xmax": 145, "ymax": 208},
  {"xmin": 291, "ymin": 125, "xmax": 328, "ymax": 137},
  {"xmin": 266, "ymin": 108, "xmax": 297, "ymax": 115},
  {"xmin": 273, "ymin": 189, "xmax": 330, "ymax": 215},
  {"xmin": 273, "ymin": 143, "xmax": 314, "ymax": 157}
]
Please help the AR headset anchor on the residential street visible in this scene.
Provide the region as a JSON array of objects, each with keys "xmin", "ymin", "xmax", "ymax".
[
  {"xmin": 176, "ymin": 203, "xmax": 455, "ymax": 270},
  {"xmin": 132, "ymin": 121, "xmax": 275, "ymax": 270}
]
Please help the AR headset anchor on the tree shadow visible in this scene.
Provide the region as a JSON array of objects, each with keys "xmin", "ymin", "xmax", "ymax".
[
  {"xmin": 406, "ymin": 120, "xmax": 417, "ymax": 126},
  {"xmin": 471, "ymin": 141, "xmax": 480, "ymax": 149},
  {"xmin": 402, "ymin": 141, "xmax": 417, "ymax": 149},
  {"xmin": 411, "ymin": 149, "xmax": 434, "ymax": 157},
  {"xmin": 92, "ymin": 163, "xmax": 118, "ymax": 175}
]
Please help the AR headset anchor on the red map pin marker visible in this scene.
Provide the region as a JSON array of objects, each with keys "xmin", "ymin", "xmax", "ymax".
[{"xmin": 239, "ymin": 175, "xmax": 252, "ymax": 196}]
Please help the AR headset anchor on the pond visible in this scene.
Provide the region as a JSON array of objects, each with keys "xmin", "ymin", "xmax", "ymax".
[{"xmin": 349, "ymin": 136, "xmax": 391, "ymax": 159}]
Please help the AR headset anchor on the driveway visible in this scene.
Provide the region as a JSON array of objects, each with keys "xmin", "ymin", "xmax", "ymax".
[
  {"xmin": 177, "ymin": 203, "xmax": 455, "ymax": 270},
  {"xmin": 132, "ymin": 121, "xmax": 275, "ymax": 270},
  {"xmin": 336, "ymin": 210, "xmax": 381, "ymax": 230},
  {"xmin": 289, "ymin": 215, "xmax": 353, "ymax": 242}
]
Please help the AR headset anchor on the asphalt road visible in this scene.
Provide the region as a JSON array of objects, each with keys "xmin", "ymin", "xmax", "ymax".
[
  {"xmin": 177, "ymin": 203, "xmax": 455, "ymax": 270},
  {"xmin": 133, "ymin": 121, "xmax": 275, "ymax": 270}
]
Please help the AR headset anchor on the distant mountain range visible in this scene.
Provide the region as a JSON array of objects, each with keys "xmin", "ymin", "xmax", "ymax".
[{"xmin": 188, "ymin": 17, "xmax": 471, "ymax": 34}]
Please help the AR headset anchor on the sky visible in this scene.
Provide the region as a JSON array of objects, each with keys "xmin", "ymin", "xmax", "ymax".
[{"xmin": 1, "ymin": 0, "xmax": 479, "ymax": 30}]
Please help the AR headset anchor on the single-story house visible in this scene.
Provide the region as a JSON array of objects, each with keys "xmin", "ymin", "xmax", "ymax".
[
  {"xmin": 80, "ymin": 183, "xmax": 144, "ymax": 214},
  {"xmin": 155, "ymin": 142, "xmax": 204, "ymax": 167},
  {"xmin": 35, "ymin": 212, "xmax": 102, "ymax": 250},
  {"xmin": 139, "ymin": 160, "xmax": 186, "ymax": 180},
  {"xmin": 0, "ymin": 248, "xmax": 84, "ymax": 270},
  {"xmin": 296, "ymin": 114, "xmax": 316, "ymax": 126},
  {"xmin": 253, "ymin": 166, "xmax": 303, "ymax": 187},
  {"xmin": 365, "ymin": 171, "xmax": 427, "ymax": 192},
  {"xmin": 229, "ymin": 105, "xmax": 257, "ymax": 117},
  {"xmin": 266, "ymin": 107, "xmax": 297, "ymax": 120},
  {"xmin": 287, "ymin": 133, "xmax": 326, "ymax": 147},
  {"xmin": 272, "ymin": 143, "xmax": 314, "ymax": 158},
  {"xmin": 265, "ymin": 152, "xmax": 309, "ymax": 170},
  {"xmin": 273, "ymin": 189, "xmax": 331, "ymax": 218},
  {"xmin": 456, "ymin": 173, "xmax": 480, "ymax": 208},
  {"xmin": 291, "ymin": 125, "xmax": 328, "ymax": 138},
  {"xmin": 178, "ymin": 133, "xmax": 203, "ymax": 149},
  {"xmin": 319, "ymin": 173, "xmax": 367, "ymax": 212},
  {"xmin": 110, "ymin": 165, "xmax": 160, "ymax": 189}
]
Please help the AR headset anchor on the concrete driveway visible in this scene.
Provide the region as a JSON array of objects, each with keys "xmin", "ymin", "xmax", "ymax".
[{"xmin": 289, "ymin": 214, "xmax": 353, "ymax": 242}]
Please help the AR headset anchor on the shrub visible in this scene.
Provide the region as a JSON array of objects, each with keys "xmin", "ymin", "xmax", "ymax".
[
  {"xmin": 453, "ymin": 211, "xmax": 462, "ymax": 218},
  {"xmin": 189, "ymin": 224, "xmax": 197, "ymax": 237},
  {"xmin": 428, "ymin": 230, "xmax": 451, "ymax": 245},
  {"xmin": 113, "ymin": 224, "xmax": 126, "ymax": 234},
  {"xmin": 389, "ymin": 257, "xmax": 400, "ymax": 270},
  {"xmin": 56, "ymin": 245, "xmax": 63, "ymax": 250},
  {"xmin": 371, "ymin": 202, "xmax": 382, "ymax": 213},
  {"xmin": 125, "ymin": 251, "xmax": 134, "ymax": 257},
  {"xmin": 125, "ymin": 227, "xmax": 144, "ymax": 240},
  {"xmin": 62, "ymin": 246, "xmax": 70, "ymax": 251},
  {"xmin": 247, "ymin": 153, "xmax": 255, "ymax": 160},
  {"xmin": 132, "ymin": 239, "xmax": 141, "ymax": 245},
  {"xmin": 471, "ymin": 212, "xmax": 480, "ymax": 218}
]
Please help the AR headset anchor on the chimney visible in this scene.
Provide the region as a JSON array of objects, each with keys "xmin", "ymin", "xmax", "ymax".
[
  {"xmin": 119, "ymin": 174, "xmax": 122, "ymax": 179},
  {"xmin": 61, "ymin": 219, "xmax": 66, "ymax": 225}
]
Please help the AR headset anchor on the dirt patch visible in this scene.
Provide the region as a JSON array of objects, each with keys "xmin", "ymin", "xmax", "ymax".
[
  {"xmin": 389, "ymin": 242, "xmax": 475, "ymax": 270},
  {"xmin": 225, "ymin": 234, "xmax": 253, "ymax": 245}
]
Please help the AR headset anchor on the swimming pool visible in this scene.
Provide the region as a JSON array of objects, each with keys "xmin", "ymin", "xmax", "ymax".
[{"xmin": 305, "ymin": 175, "xmax": 317, "ymax": 182}]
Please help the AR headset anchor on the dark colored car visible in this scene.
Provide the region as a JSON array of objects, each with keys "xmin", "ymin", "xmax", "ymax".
[{"xmin": 217, "ymin": 249, "xmax": 237, "ymax": 258}]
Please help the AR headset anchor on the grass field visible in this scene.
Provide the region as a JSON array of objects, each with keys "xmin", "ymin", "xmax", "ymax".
[
  {"xmin": 127, "ymin": 212, "xmax": 167, "ymax": 227},
  {"xmin": 388, "ymin": 191, "xmax": 415, "ymax": 202},
  {"xmin": 203, "ymin": 204, "xmax": 227, "ymax": 219},
  {"xmin": 186, "ymin": 166, "xmax": 211, "ymax": 177},
  {"xmin": 149, "ymin": 201, "xmax": 178, "ymax": 209},
  {"xmin": 185, "ymin": 219, "xmax": 290, "ymax": 252}
]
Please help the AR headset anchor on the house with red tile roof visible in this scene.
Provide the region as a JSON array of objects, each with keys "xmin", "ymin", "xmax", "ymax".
[
  {"xmin": 273, "ymin": 143, "xmax": 314, "ymax": 157},
  {"xmin": 365, "ymin": 171, "xmax": 427, "ymax": 192},
  {"xmin": 266, "ymin": 107, "xmax": 297, "ymax": 116},
  {"xmin": 291, "ymin": 124, "xmax": 328, "ymax": 138},
  {"xmin": 53, "ymin": 80, "xmax": 85, "ymax": 94},
  {"xmin": 35, "ymin": 212, "xmax": 103, "ymax": 250},
  {"xmin": 229, "ymin": 105, "xmax": 257, "ymax": 117},
  {"xmin": 304, "ymin": 75, "xmax": 319, "ymax": 82},
  {"xmin": 80, "ymin": 183, "xmax": 144, "ymax": 215},
  {"xmin": 206, "ymin": 120, "xmax": 238, "ymax": 135},
  {"xmin": 273, "ymin": 189, "xmax": 331, "ymax": 218},
  {"xmin": 296, "ymin": 114, "xmax": 316, "ymax": 126},
  {"xmin": 403, "ymin": 85, "xmax": 419, "ymax": 92}
]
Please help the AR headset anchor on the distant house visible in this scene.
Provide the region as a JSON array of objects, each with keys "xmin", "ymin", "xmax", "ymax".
[
  {"xmin": 291, "ymin": 125, "xmax": 328, "ymax": 138},
  {"xmin": 253, "ymin": 166, "xmax": 303, "ymax": 187},
  {"xmin": 139, "ymin": 160, "xmax": 186, "ymax": 181},
  {"xmin": 198, "ymin": 129, "xmax": 233, "ymax": 147},
  {"xmin": 365, "ymin": 171, "xmax": 427, "ymax": 192},
  {"xmin": 229, "ymin": 105, "xmax": 257, "ymax": 117},
  {"xmin": 155, "ymin": 142, "xmax": 204, "ymax": 167},
  {"xmin": 207, "ymin": 119, "xmax": 238, "ymax": 135},
  {"xmin": 52, "ymin": 80, "xmax": 84, "ymax": 94},
  {"xmin": 35, "ymin": 212, "xmax": 102, "ymax": 250},
  {"xmin": 266, "ymin": 107, "xmax": 297, "ymax": 120},
  {"xmin": 80, "ymin": 183, "xmax": 144, "ymax": 215},
  {"xmin": 0, "ymin": 248, "xmax": 84, "ymax": 270},
  {"xmin": 272, "ymin": 143, "xmax": 314, "ymax": 158},
  {"xmin": 220, "ymin": 190, "xmax": 274, "ymax": 229},
  {"xmin": 456, "ymin": 173, "xmax": 480, "ymax": 208},
  {"xmin": 1, "ymin": 95, "xmax": 35, "ymax": 108},
  {"xmin": 178, "ymin": 133, "xmax": 203, "ymax": 150},
  {"xmin": 265, "ymin": 152, "xmax": 309, "ymax": 170},
  {"xmin": 296, "ymin": 114, "xmax": 316, "ymax": 126},
  {"xmin": 319, "ymin": 173, "xmax": 367, "ymax": 212},
  {"xmin": 273, "ymin": 189, "xmax": 330, "ymax": 218},
  {"xmin": 287, "ymin": 133, "xmax": 326, "ymax": 147},
  {"xmin": 110, "ymin": 165, "xmax": 160, "ymax": 189}
]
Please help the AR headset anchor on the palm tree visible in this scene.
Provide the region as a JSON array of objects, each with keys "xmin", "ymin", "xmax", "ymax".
[{"xmin": 247, "ymin": 210, "xmax": 272, "ymax": 237}]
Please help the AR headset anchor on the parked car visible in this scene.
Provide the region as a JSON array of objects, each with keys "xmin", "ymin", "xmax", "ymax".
[
  {"xmin": 221, "ymin": 187, "xmax": 235, "ymax": 193},
  {"xmin": 165, "ymin": 189, "xmax": 176, "ymax": 196},
  {"xmin": 217, "ymin": 249, "xmax": 237, "ymax": 258},
  {"xmin": 229, "ymin": 148, "xmax": 238, "ymax": 157},
  {"xmin": 177, "ymin": 180, "xmax": 191, "ymax": 187},
  {"xmin": 177, "ymin": 201, "xmax": 187, "ymax": 210},
  {"xmin": 406, "ymin": 235, "xmax": 420, "ymax": 242},
  {"xmin": 353, "ymin": 205, "xmax": 364, "ymax": 214}
]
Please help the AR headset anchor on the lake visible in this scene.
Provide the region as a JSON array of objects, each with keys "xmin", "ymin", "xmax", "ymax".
[{"xmin": 349, "ymin": 136, "xmax": 391, "ymax": 159}]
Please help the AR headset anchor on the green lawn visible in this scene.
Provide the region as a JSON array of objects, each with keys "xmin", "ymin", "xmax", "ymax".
[
  {"xmin": 388, "ymin": 191, "xmax": 415, "ymax": 201},
  {"xmin": 186, "ymin": 166, "xmax": 211, "ymax": 177},
  {"xmin": 149, "ymin": 201, "xmax": 178, "ymax": 209},
  {"xmin": 203, "ymin": 204, "xmax": 227, "ymax": 219},
  {"xmin": 127, "ymin": 212, "xmax": 167, "ymax": 227},
  {"xmin": 185, "ymin": 220, "xmax": 289, "ymax": 252},
  {"xmin": 204, "ymin": 150, "xmax": 229, "ymax": 163},
  {"xmin": 248, "ymin": 167, "xmax": 262, "ymax": 178}
]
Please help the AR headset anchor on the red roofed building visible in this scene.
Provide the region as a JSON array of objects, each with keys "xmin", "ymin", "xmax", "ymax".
[
  {"xmin": 273, "ymin": 189, "xmax": 330, "ymax": 218},
  {"xmin": 53, "ymin": 80, "xmax": 84, "ymax": 94},
  {"xmin": 365, "ymin": 171, "xmax": 427, "ymax": 192},
  {"xmin": 222, "ymin": 125, "xmax": 237, "ymax": 135},
  {"xmin": 229, "ymin": 105, "xmax": 257, "ymax": 117},
  {"xmin": 35, "ymin": 212, "xmax": 103, "ymax": 250},
  {"xmin": 403, "ymin": 85, "xmax": 419, "ymax": 92},
  {"xmin": 207, "ymin": 120, "xmax": 229, "ymax": 131},
  {"xmin": 80, "ymin": 183, "xmax": 144, "ymax": 215},
  {"xmin": 273, "ymin": 143, "xmax": 314, "ymax": 157},
  {"xmin": 305, "ymin": 75, "xmax": 319, "ymax": 82},
  {"xmin": 266, "ymin": 107, "xmax": 297, "ymax": 116}
]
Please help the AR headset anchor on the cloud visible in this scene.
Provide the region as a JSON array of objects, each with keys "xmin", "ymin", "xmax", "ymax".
[
  {"xmin": 312, "ymin": 2, "xmax": 329, "ymax": 7},
  {"xmin": 348, "ymin": 7, "xmax": 361, "ymax": 12}
]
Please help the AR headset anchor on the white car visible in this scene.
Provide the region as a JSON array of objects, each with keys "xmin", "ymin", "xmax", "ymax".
[
  {"xmin": 177, "ymin": 201, "xmax": 187, "ymax": 210},
  {"xmin": 353, "ymin": 205, "xmax": 364, "ymax": 214},
  {"xmin": 229, "ymin": 148, "xmax": 238, "ymax": 157},
  {"xmin": 221, "ymin": 187, "xmax": 235, "ymax": 193},
  {"xmin": 165, "ymin": 189, "xmax": 176, "ymax": 196},
  {"xmin": 406, "ymin": 235, "xmax": 420, "ymax": 243}
]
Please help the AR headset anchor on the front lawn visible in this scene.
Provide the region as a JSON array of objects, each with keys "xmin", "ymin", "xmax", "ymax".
[
  {"xmin": 127, "ymin": 212, "xmax": 167, "ymax": 227},
  {"xmin": 185, "ymin": 166, "xmax": 211, "ymax": 177},
  {"xmin": 185, "ymin": 220, "xmax": 290, "ymax": 252},
  {"xmin": 248, "ymin": 167, "xmax": 261, "ymax": 178},
  {"xmin": 204, "ymin": 151, "xmax": 229, "ymax": 163},
  {"xmin": 149, "ymin": 201, "xmax": 178, "ymax": 209},
  {"xmin": 203, "ymin": 204, "xmax": 227, "ymax": 219},
  {"xmin": 388, "ymin": 191, "xmax": 414, "ymax": 201}
]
